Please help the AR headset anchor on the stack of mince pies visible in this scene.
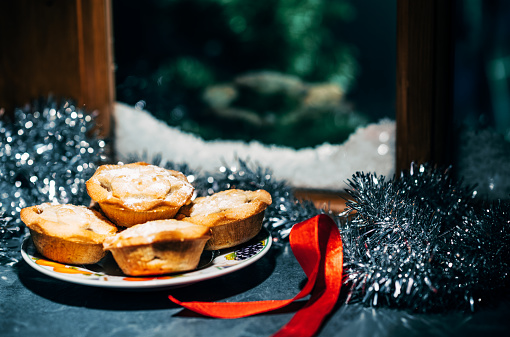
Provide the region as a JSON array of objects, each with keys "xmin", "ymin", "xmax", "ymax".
[{"xmin": 20, "ymin": 162, "xmax": 272, "ymax": 276}]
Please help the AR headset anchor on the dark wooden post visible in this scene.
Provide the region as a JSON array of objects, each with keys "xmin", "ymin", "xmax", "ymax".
[
  {"xmin": 0, "ymin": 0, "xmax": 115, "ymax": 137},
  {"xmin": 396, "ymin": 0, "xmax": 455, "ymax": 174}
]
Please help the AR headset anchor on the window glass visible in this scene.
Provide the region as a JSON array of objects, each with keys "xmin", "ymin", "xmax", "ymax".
[
  {"xmin": 453, "ymin": 0, "xmax": 510, "ymax": 200},
  {"xmin": 112, "ymin": 0, "xmax": 396, "ymax": 150}
]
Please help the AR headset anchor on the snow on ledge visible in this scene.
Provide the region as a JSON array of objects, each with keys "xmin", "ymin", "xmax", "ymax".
[{"xmin": 114, "ymin": 102, "xmax": 395, "ymax": 191}]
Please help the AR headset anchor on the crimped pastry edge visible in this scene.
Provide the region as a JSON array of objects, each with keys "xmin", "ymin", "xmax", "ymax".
[{"xmin": 86, "ymin": 162, "xmax": 194, "ymax": 212}]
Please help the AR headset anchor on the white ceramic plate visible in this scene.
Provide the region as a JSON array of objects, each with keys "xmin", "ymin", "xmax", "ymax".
[{"xmin": 21, "ymin": 229, "xmax": 272, "ymax": 290}]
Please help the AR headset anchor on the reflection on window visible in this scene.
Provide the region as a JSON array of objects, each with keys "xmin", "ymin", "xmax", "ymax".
[
  {"xmin": 113, "ymin": 0, "xmax": 395, "ymax": 149},
  {"xmin": 453, "ymin": 0, "xmax": 510, "ymax": 199}
]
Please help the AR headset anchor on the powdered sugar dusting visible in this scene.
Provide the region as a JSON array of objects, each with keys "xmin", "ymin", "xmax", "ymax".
[
  {"xmin": 95, "ymin": 164, "xmax": 193, "ymax": 207},
  {"xmin": 114, "ymin": 220, "xmax": 201, "ymax": 244},
  {"xmin": 37, "ymin": 204, "xmax": 114, "ymax": 235},
  {"xmin": 190, "ymin": 191, "xmax": 248, "ymax": 216}
]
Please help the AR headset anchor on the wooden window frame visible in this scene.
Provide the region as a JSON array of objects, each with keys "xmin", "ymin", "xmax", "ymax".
[
  {"xmin": 396, "ymin": 0, "xmax": 454, "ymax": 173},
  {"xmin": 1, "ymin": 0, "xmax": 454, "ymax": 174},
  {"xmin": 0, "ymin": 0, "xmax": 114, "ymax": 137}
]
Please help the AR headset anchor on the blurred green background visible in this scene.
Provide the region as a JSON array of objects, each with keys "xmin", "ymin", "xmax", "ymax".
[{"xmin": 112, "ymin": 0, "xmax": 397, "ymax": 149}]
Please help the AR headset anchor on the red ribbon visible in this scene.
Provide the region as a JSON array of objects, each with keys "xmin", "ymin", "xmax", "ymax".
[{"xmin": 168, "ymin": 214, "xmax": 344, "ymax": 337}]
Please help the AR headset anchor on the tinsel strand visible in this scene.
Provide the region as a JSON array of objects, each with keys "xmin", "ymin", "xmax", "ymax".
[
  {"xmin": 0, "ymin": 98, "xmax": 107, "ymax": 265},
  {"xmin": 342, "ymin": 163, "xmax": 510, "ymax": 312}
]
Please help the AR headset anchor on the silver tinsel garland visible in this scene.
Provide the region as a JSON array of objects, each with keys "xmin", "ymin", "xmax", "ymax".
[
  {"xmin": 342, "ymin": 165, "xmax": 510, "ymax": 312},
  {"xmin": 0, "ymin": 98, "xmax": 107, "ymax": 265},
  {"xmin": 1, "ymin": 101, "xmax": 509, "ymax": 313}
]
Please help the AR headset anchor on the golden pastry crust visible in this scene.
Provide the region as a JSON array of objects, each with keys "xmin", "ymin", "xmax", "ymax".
[
  {"xmin": 86, "ymin": 162, "xmax": 194, "ymax": 227},
  {"xmin": 177, "ymin": 189, "xmax": 272, "ymax": 250},
  {"xmin": 103, "ymin": 219, "xmax": 211, "ymax": 276},
  {"xmin": 20, "ymin": 203, "xmax": 118, "ymax": 264}
]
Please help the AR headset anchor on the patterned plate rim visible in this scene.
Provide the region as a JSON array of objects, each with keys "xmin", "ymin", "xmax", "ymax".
[{"xmin": 20, "ymin": 229, "xmax": 272, "ymax": 290}]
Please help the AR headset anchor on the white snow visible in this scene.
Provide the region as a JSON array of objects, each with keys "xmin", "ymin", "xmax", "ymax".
[{"xmin": 113, "ymin": 102, "xmax": 396, "ymax": 191}]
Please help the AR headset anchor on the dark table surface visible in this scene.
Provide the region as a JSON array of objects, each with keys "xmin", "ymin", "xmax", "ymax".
[{"xmin": 1, "ymin": 242, "xmax": 510, "ymax": 337}]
